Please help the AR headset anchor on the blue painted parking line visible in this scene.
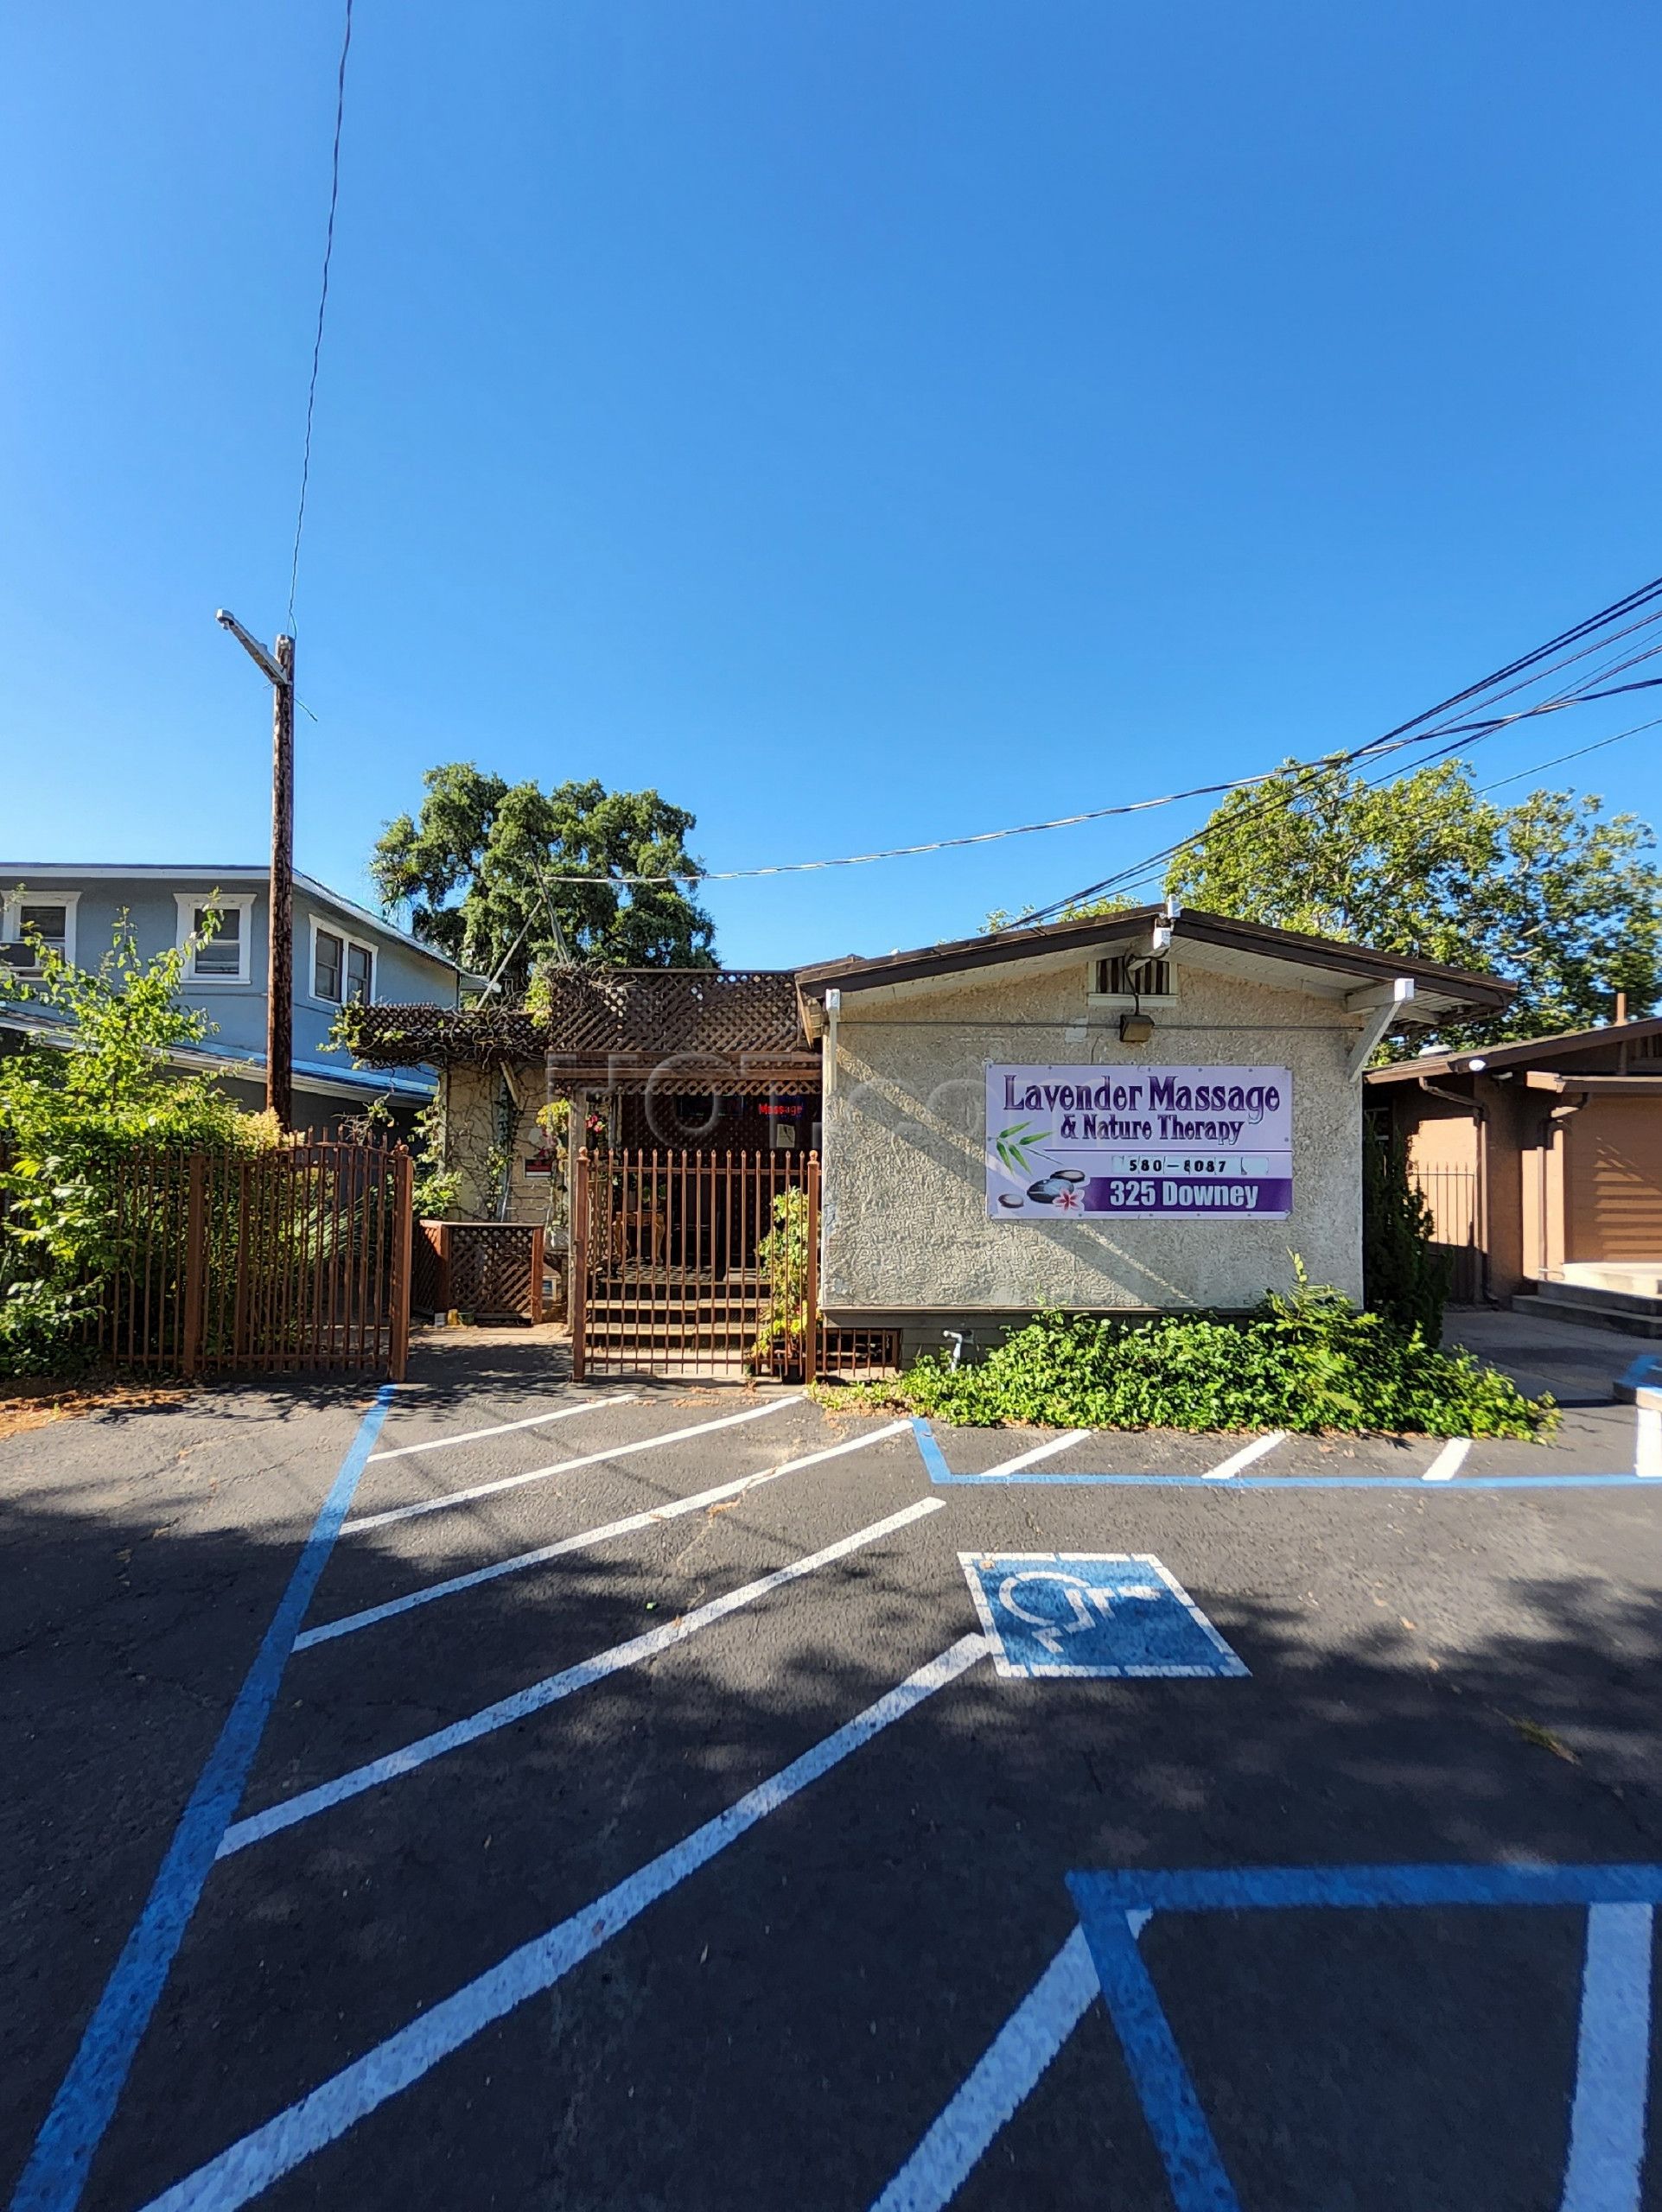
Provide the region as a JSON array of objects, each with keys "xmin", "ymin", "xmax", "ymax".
[
  {"xmin": 911, "ymin": 1417, "xmax": 1658, "ymax": 1491},
  {"xmin": 959, "ymin": 1552, "xmax": 1248, "ymax": 1679},
  {"xmin": 1068, "ymin": 1862, "xmax": 1660, "ymax": 2212},
  {"xmin": 1069, "ymin": 1861, "xmax": 1662, "ymax": 1912},
  {"xmin": 9, "ymin": 1386, "xmax": 398, "ymax": 2212},
  {"xmin": 910, "ymin": 1415, "xmax": 953, "ymax": 1483},
  {"xmin": 868, "ymin": 1916, "xmax": 1151, "ymax": 2212}
]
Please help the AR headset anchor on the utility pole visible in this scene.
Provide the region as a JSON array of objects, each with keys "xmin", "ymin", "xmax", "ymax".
[{"xmin": 216, "ymin": 611, "xmax": 296, "ymax": 1129}]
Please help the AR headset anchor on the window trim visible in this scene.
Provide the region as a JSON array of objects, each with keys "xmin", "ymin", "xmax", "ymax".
[
  {"xmin": 1087, "ymin": 951, "xmax": 1176, "ymax": 1005},
  {"xmin": 2, "ymin": 889, "xmax": 80, "ymax": 976},
  {"xmin": 307, "ymin": 913, "xmax": 377, "ymax": 1007},
  {"xmin": 175, "ymin": 892, "xmax": 257, "ymax": 988}
]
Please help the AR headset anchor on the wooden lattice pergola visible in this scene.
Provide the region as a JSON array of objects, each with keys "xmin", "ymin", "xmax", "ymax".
[{"xmin": 347, "ymin": 969, "xmax": 820, "ymax": 1096}]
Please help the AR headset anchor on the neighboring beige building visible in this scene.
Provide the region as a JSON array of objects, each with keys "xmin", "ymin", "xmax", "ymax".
[
  {"xmin": 1366, "ymin": 1016, "xmax": 1662, "ymax": 1333},
  {"xmin": 795, "ymin": 910, "xmax": 1509, "ymax": 1360}
]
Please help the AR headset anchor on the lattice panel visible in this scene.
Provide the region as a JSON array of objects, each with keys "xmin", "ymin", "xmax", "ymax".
[
  {"xmin": 347, "ymin": 969, "xmax": 808, "ymax": 1070},
  {"xmin": 446, "ymin": 1224, "xmax": 543, "ymax": 1321}
]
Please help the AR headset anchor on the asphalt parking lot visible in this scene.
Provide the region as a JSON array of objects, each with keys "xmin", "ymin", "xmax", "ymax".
[{"xmin": 6, "ymin": 1337, "xmax": 1662, "ymax": 2211}]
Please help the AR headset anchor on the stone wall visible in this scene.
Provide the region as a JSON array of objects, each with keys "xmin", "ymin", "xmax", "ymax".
[{"xmin": 438, "ymin": 1063, "xmax": 561, "ymax": 1231}]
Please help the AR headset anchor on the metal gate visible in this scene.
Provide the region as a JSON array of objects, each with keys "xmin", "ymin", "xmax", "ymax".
[
  {"xmin": 1408, "ymin": 1161, "xmax": 1483, "ymax": 1304},
  {"xmin": 570, "ymin": 1147, "xmax": 818, "ymax": 1381}
]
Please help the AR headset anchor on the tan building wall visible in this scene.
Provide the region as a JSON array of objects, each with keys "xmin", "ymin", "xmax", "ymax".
[
  {"xmin": 1566, "ymin": 1099, "xmax": 1662, "ymax": 1263},
  {"xmin": 1372, "ymin": 1043, "xmax": 1662, "ymax": 1300},
  {"xmin": 819, "ymin": 947, "xmax": 1366, "ymax": 1320}
]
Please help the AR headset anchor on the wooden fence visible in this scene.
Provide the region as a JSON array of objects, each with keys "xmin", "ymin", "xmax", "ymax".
[{"xmin": 95, "ymin": 1141, "xmax": 413, "ymax": 1379}]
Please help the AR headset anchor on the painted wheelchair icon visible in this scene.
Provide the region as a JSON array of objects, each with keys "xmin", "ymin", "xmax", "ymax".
[
  {"xmin": 1067, "ymin": 1862, "xmax": 1659, "ymax": 2212},
  {"xmin": 960, "ymin": 1552, "xmax": 1250, "ymax": 1679}
]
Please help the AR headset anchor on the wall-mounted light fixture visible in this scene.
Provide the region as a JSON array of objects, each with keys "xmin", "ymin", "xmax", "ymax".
[{"xmin": 1119, "ymin": 1012, "xmax": 1155, "ymax": 1045}]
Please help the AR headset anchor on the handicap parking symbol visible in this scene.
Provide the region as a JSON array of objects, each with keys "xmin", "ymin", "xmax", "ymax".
[{"xmin": 959, "ymin": 1552, "xmax": 1248, "ymax": 1680}]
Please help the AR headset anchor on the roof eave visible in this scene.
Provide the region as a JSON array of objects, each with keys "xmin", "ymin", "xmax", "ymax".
[
  {"xmin": 1365, "ymin": 1011, "xmax": 1662, "ymax": 1084},
  {"xmin": 794, "ymin": 907, "xmax": 1513, "ymax": 1016}
]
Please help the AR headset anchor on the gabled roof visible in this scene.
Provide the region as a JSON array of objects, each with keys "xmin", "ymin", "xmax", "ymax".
[
  {"xmin": 794, "ymin": 906, "xmax": 1513, "ymax": 1017},
  {"xmin": 1364, "ymin": 1014, "xmax": 1662, "ymax": 1085},
  {"xmin": 0, "ymin": 862, "xmax": 465, "ymax": 973}
]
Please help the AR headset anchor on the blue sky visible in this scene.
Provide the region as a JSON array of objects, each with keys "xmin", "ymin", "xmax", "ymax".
[{"xmin": 3, "ymin": 1, "xmax": 1659, "ymax": 969}]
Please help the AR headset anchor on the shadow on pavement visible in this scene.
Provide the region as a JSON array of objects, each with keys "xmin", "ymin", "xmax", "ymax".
[{"xmin": 4, "ymin": 1441, "xmax": 1662, "ymax": 2209}]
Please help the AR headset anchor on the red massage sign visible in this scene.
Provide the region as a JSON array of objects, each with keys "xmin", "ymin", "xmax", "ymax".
[{"xmin": 984, "ymin": 1064, "xmax": 1294, "ymax": 1220}]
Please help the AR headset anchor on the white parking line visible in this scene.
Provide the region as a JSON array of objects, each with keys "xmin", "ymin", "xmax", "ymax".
[
  {"xmin": 869, "ymin": 1913, "xmax": 1150, "ymax": 2212},
  {"xmin": 154, "ymin": 1635, "xmax": 991, "ymax": 2212},
  {"xmin": 367, "ymin": 1397, "xmax": 635, "ymax": 1461},
  {"xmin": 343, "ymin": 1396, "xmax": 797, "ymax": 1533},
  {"xmin": 1202, "ymin": 1432, "xmax": 1286, "ymax": 1480},
  {"xmin": 222, "ymin": 1494, "xmax": 946, "ymax": 1854},
  {"xmin": 1422, "ymin": 1439, "xmax": 1472, "ymax": 1483},
  {"xmin": 974, "ymin": 1431, "xmax": 1092, "ymax": 1481},
  {"xmin": 296, "ymin": 1421, "xmax": 914, "ymax": 1649},
  {"xmin": 1560, "ymin": 1902, "xmax": 1653, "ymax": 2212},
  {"xmin": 1638, "ymin": 1406, "xmax": 1662, "ymax": 1480}
]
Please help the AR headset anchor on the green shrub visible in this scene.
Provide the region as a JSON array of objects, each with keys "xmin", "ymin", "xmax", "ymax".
[
  {"xmin": 0, "ymin": 912, "xmax": 272, "ymax": 1376},
  {"xmin": 750, "ymin": 1185, "xmax": 810, "ymax": 1372},
  {"xmin": 836, "ymin": 1268, "xmax": 1550, "ymax": 1439},
  {"xmin": 1363, "ymin": 1123, "xmax": 1452, "ymax": 1337}
]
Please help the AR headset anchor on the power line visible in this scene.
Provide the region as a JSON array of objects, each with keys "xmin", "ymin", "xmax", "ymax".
[
  {"xmin": 1478, "ymin": 713, "xmax": 1662, "ymax": 795},
  {"xmin": 287, "ymin": 0, "xmax": 355, "ymax": 632},
  {"xmin": 525, "ymin": 772, "xmax": 1305, "ymax": 887},
  {"xmin": 1023, "ymin": 710, "xmax": 1662, "ymax": 916},
  {"xmin": 522, "ymin": 656, "xmax": 1662, "ymax": 893},
  {"xmin": 1014, "ymin": 596, "xmax": 1662, "ymax": 927},
  {"xmin": 430, "ymin": 575, "xmax": 1662, "ymax": 904}
]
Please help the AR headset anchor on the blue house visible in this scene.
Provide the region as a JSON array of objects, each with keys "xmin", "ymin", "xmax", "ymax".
[{"xmin": 0, "ymin": 863, "xmax": 462, "ymax": 1127}]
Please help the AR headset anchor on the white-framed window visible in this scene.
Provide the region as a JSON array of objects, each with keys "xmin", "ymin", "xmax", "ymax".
[
  {"xmin": 1089, "ymin": 952, "xmax": 1175, "ymax": 1002},
  {"xmin": 2, "ymin": 891, "xmax": 79, "ymax": 976},
  {"xmin": 309, "ymin": 917, "xmax": 376, "ymax": 1007},
  {"xmin": 175, "ymin": 893, "xmax": 257, "ymax": 986}
]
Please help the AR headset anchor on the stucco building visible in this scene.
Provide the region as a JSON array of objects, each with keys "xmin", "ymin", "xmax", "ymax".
[
  {"xmin": 794, "ymin": 909, "xmax": 1506, "ymax": 1359},
  {"xmin": 350, "ymin": 907, "xmax": 1507, "ymax": 1365}
]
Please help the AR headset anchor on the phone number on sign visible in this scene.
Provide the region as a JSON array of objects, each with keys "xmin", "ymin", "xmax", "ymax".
[{"xmin": 1111, "ymin": 1156, "xmax": 1233, "ymax": 1177}]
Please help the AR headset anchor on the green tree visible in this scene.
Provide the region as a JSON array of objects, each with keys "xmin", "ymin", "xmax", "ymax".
[
  {"xmin": 1164, "ymin": 758, "xmax": 1660, "ymax": 1052},
  {"xmin": 0, "ymin": 913, "xmax": 271, "ymax": 1373},
  {"xmin": 371, "ymin": 765, "xmax": 716, "ymax": 991}
]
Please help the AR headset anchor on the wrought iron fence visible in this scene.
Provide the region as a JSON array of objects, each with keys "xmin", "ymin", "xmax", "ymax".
[
  {"xmin": 571, "ymin": 1147, "xmax": 818, "ymax": 1380},
  {"xmin": 1407, "ymin": 1162, "xmax": 1483, "ymax": 1305}
]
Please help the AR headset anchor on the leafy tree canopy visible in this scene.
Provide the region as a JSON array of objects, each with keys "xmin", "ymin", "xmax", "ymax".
[
  {"xmin": 1161, "ymin": 758, "xmax": 1660, "ymax": 1052},
  {"xmin": 370, "ymin": 766, "xmax": 716, "ymax": 992}
]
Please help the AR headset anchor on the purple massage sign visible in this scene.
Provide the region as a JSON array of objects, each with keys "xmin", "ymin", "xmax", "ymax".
[{"xmin": 985, "ymin": 1064, "xmax": 1294, "ymax": 1221}]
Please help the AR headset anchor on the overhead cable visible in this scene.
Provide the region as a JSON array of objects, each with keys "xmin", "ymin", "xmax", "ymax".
[
  {"xmin": 520, "ymin": 573, "xmax": 1662, "ymax": 897},
  {"xmin": 1015, "ymin": 621, "xmax": 1662, "ymax": 928},
  {"xmin": 287, "ymin": 0, "xmax": 355, "ymax": 632}
]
